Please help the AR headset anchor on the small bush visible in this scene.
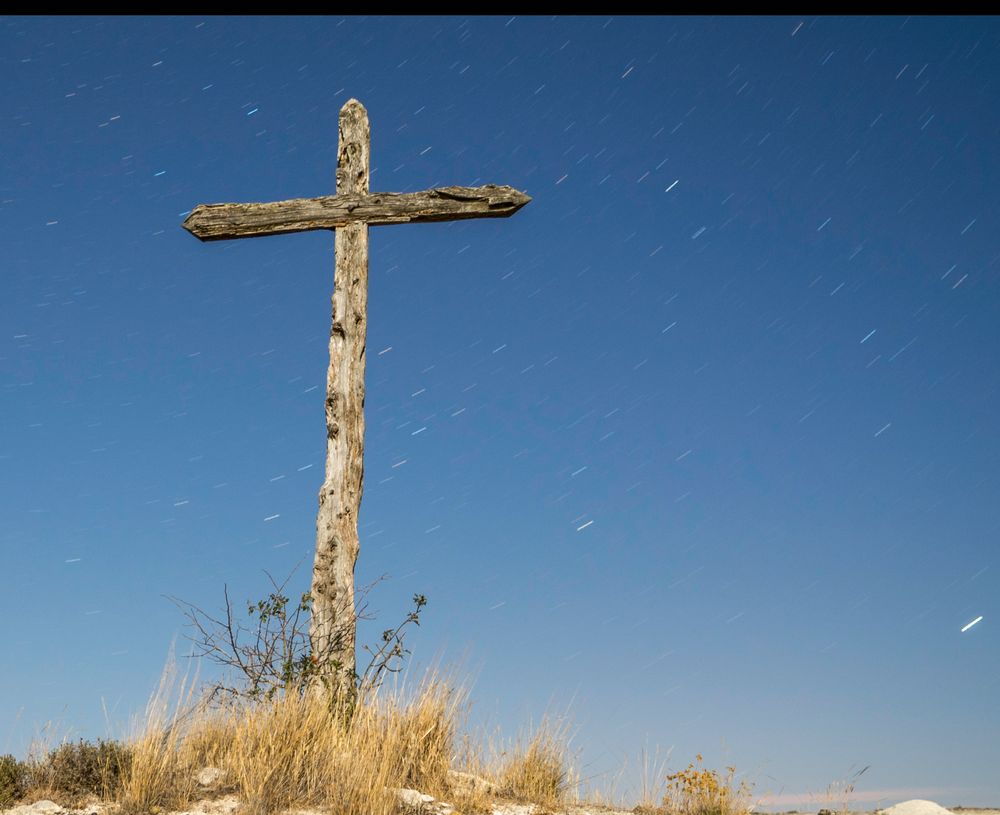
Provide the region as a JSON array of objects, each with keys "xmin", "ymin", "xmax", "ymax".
[
  {"xmin": 28, "ymin": 739, "xmax": 131, "ymax": 806},
  {"xmin": 0, "ymin": 753, "xmax": 27, "ymax": 807},
  {"xmin": 660, "ymin": 755, "xmax": 753, "ymax": 815}
]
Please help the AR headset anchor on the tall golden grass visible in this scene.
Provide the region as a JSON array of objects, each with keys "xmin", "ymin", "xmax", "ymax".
[
  {"xmin": 80, "ymin": 662, "xmax": 578, "ymax": 815},
  {"xmin": 117, "ymin": 659, "xmax": 201, "ymax": 814},
  {"xmin": 212, "ymin": 679, "xmax": 458, "ymax": 815},
  {"xmin": 494, "ymin": 717, "xmax": 575, "ymax": 807},
  {"xmin": 11, "ymin": 668, "xmax": 769, "ymax": 815}
]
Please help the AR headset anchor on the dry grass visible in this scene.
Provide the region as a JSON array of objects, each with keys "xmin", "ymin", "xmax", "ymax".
[
  {"xmin": 448, "ymin": 732, "xmax": 502, "ymax": 814},
  {"xmin": 0, "ymin": 686, "xmax": 767, "ymax": 815},
  {"xmin": 176, "ymin": 715, "xmax": 237, "ymax": 780},
  {"xmin": 624, "ymin": 746, "xmax": 674, "ymax": 812},
  {"xmin": 216, "ymin": 679, "xmax": 461, "ymax": 815},
  {"xmin": 103, "ymin": 667, "xmax": 474, "ymax": 815},
  {"xmin": 7, "ymin": 664, "xmax": 583, "ymax": 815},
  {"xmin": 116, "ymin": 660, "xmax": 201, "ymax": 814},
  {"xmin": 811, "ymin": 765, "xmax": 870, "ymax": 815},
  {"xmin": 494, "ymin": 717, "xmax": 574, "ymax": 808},
  {"xmin": 654, "ymin": 754, "xmax": 754, "ymax": 815}
]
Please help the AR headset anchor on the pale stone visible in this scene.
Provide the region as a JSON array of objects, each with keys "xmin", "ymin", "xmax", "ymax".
[
  {"xmin": 0, "ymin": 803, "xmax": 65, "ymax": 815},
  {"xmin": 166, "ymin": 794, "xmax": 240, "ymax": 815},
  {"xmin": 492, "ymin": 804, "xmax": 537, "ymax": 815},
  {"xmin": 195, "ymin": 766, "xmax": 225, "ymax": 787},
  {"xmin": 879, "ymin": 802, "xmax": 957, "ymax": 815},
  {"xmin": 395, "ymin": 787, "xmax": 456, "ymax": 815},
  {"xmin": 448, "ymin": 769, "xmax": 498, "ymax": 795}
]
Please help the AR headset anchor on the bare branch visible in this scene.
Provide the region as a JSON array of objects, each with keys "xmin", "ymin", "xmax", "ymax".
[{"xmin": 169, "ymin": 568, "xmax": 426, "ymax": 702}]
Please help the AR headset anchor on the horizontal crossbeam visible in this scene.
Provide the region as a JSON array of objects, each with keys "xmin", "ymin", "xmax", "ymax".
[{"xmin": 182, "ymin": 184, "xmax": 531, "ymax": 241}]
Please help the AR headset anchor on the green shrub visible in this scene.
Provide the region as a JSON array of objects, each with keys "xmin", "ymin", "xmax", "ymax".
[
  {"xmin": 34, "ymin": 739, "xmax": 132, "ymax": 804},
  {"xmin": 0, "ymin": 753, "xmax": 27, "ymax": 806}
]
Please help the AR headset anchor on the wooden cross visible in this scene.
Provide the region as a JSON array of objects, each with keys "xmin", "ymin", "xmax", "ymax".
[{"xmin": 183, "ymin": 99, "xmax": 530, "ymax": 696}]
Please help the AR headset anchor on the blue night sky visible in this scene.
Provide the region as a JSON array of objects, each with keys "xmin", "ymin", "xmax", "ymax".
[{"xmin": 2, "ymin": 15, "xmax": 998, "ymax": 809}]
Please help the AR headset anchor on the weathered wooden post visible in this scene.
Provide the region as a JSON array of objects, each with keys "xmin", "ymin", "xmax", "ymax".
[{"xmin": 183, "ymin": 99, "xmax": 530, "ymax": 697}]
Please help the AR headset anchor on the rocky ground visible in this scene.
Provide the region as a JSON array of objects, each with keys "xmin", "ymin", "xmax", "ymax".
[
  {"xmin": 3, "ymin": 793, "xmax": 996, "ymax": 815},
  {"xmin": 1, "ymin": 794, "xmax": 635, "ymax": 815},
  {"xmin": 0, "ymin": 768, "xmax": 636, "ymax": 815}
]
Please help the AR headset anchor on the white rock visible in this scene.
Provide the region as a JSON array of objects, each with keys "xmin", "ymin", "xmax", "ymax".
[
  {"xmin": 448, "ymin": 769, "xmax": 497, "ymax": 795},
  {"xmin": 397, "ymin": 788, "xmax": 437, "ymax": 810},
  {"xmin": 879, "ymin": 801, "xmax": 957, "ymax": 815},
  {"xmin": 196, "ymin": 766, "xmax": 226, "ymax": 787},
  {"xmin": 167, "ymin": 794, "xmax": 241, "ymax": 815},
  {"xmin": 395, "ymin": 788, "xmax": 456, "ymax": 815},
  {"xmin": 564, "ymin": 808, "xmax": 635, "ymax": 815},
  {"xmin": 0, "ymin": 803, "xmax": 64, "ymax": 815},
  {"xmin": 492, "ymin": 804, "xmax": 537, "ymax": 815}
]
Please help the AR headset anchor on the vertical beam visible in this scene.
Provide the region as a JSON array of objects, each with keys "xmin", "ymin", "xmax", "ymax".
[{"xmin": 309, "ymin": 98, "xmax": 370, "ymax": 697}]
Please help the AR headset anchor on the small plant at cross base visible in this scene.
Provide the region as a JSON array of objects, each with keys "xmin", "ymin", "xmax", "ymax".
[
  {"xmin": 660, "ymin": 755, "xmax": 754, "ymax": 815},
  {"xmin": 171, "ymin": 569, "xmax": 427, "ymax": 705}
]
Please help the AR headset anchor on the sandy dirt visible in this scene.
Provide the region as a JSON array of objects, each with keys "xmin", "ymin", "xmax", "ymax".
[{"xmin": 4, "ymin": 798, "xmax": 998, "ymax": 815}]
